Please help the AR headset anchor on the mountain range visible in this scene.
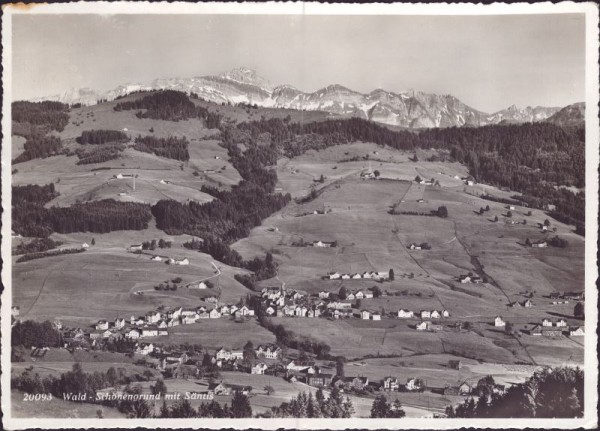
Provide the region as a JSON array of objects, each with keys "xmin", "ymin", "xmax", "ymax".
[{"xmin": 33, "ymin": 67, "xmax": 582, "ymax": 129}]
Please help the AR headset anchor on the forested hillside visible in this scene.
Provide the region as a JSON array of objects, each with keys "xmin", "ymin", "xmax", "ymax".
[
  {"xmin": 134, "ymin": 135, "xmax": 190, "ymax": 161},
  {"xmin": 13, "ymin": 184, "xmax": 152, "ymax": 237},
  {"xmin": 12, "ymin": 101, "xmax": 70, "ymax": 135},
  {"xmin": 234, "ymin": 116, "xmax": 585, "ymax": 227},
  {"xmin": 11, "ymin": 92, "xmax": 585, "ymax": 241},
  {"xmin": 114, "ymin": 90, "xmax": 222, "ymax": 127}
]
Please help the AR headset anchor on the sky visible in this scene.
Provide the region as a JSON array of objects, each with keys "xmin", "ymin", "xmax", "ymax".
[{"xmin": 11, "ymin": 13, "xmax": 585, "ymax": 113}]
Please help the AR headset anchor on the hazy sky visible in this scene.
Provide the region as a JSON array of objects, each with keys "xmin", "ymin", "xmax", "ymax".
[{"xmin": 12, "ymin": 13, "xmax": 585, "ymax": 112}]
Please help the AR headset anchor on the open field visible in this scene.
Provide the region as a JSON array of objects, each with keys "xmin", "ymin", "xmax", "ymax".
[
  {"xmin": 12, "ymin": 238, "xmax": 252, "ymax": 327},
  {"xmin": 12, "ymin": 123, "xmax": 586, "ymax": 419},
  {"xmin": 13, "ymin": 96, "xmax": 243, "ymax": 207},
  {"xmin": 142, "ymin": 317, "xmax": 275, "ymax": 349},
  {"xmin": 11, "ymin": 135, "xmax": 27, "ymax": 160},
  {"xmin": 232, "ymin": 142, "xmax": 584, "ymax": 368}
]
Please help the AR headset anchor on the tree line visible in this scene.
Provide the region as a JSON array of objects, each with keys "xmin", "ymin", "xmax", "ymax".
[
  {"xmin": 13, "ymin": 185, "xmax": 152, "ymax": 237},
  {"xmin": 267, "ymin": 387, "xmax": 354, "ymax": 418},
  {"xmin": 151, "ymin": 122, "xmax": 291, "ymax": 280},
  {"xmin": 12, "ymin": 101, "xmax": 70, "ymax": 135},
  {"xmin": 15, "ymin": 238, "xmax": 63, "ymax": 255},
  {"xmin": 75, "ymin": 143, "xmax": 125, "ymax": 165},
  {"xmin": 113, "ymin": 90, "xmax": 222, "ymax": 128},
  {"xmin": 134, "ymin": 135, "xmax": 190, "ymax": 161},
  {"xmin": 446, "ymin": 367, "xmax": 583, "ymax": 418},
  {"xmin": 158, "ymin": 393, "xmax": 252, "ymax": 418},
  {"xmin": 12, "ymin": 320, "xmax": 63, "ymax": 348},
  {"xmin": 16, "ymin": 247, "xmax": 86, "ymax": 263},
  {"xmin": 235, "ymin": 117, "xmax": 584, "ymax": 227},
  {"xmin": 76, "ymin": 129, "xmax": 129, "ymax": 145},
  {"xmin": 13, "ymin": 135, "xmax": 63, "ymax": 164}
]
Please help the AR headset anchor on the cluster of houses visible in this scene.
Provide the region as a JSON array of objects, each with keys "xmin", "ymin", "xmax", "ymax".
[
  {"xmin": 550, "ymin": 291, "xmax": 584, "ymax": 301},
  {"xmin": 261, "ymin": 287, "xmax": 323, "ymax": 318},
  {"xmin": 261, "ymin": 286, "xmax": 374, "ymax": 320},
  {"xmin": 527, "ymin": 318, "xmax": 584, "ymax": 337},
  {"xmin": 147, "ymin": 255, "xmax": 190, "ymax": 265},
  {"xmin": 85, "ymin": 303, "xmax": 256, "ymax": 341},
  {"xmin": 260, "ymin": 286, "xmax": 456, "ymax": 324},
  {"xmin": 126, "ymin": 245, "xmax": 190, "ymax": 266},
  {"xmin": 493, "ymin": 315, "xmax": 584, "ymax": 337},
  {"xmin": 411, "ymin": 309, "xmax": 451, "ymax": 332},
  {"xmin": 319, "ymin": 290, "xmax": 374, "ymax": 300},
  {"xmin": 326, "ymin": 271, "xmax": 390, "ymax": 281}
]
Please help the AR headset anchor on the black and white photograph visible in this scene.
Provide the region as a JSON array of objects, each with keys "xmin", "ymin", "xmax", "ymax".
[{"xmin": 1, "ymin": 2, "xmax": 598, "ymax": 429}]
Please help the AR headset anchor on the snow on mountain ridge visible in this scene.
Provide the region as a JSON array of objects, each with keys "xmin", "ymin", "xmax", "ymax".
[{"xmin": 27, "ymin": 67, "xmax": 569, "ymax": 129}]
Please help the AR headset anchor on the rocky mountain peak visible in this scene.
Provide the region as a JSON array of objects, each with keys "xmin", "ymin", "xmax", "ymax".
[{"xmin": 220, "ymin": 67, "xmax": 272, "ymax": 90}]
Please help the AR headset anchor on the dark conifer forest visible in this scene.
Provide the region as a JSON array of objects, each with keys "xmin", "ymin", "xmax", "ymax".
[
  {"xmin": 76, "ymin": 129, "xmax": 129, "ymax": 145},
  {"xmin": 13, "ymin": 184, "xmax": 152, "ymax": 237},
  {"xmin": 114, "ymin": 90, "xmax": 222, "ymax": 127},
  {"xmin": 234, "ymin": 116, "xmax": 585, "ymax": 226},
  {"xmin": 13, "ymin": 136, "xmax": 63, "ymax": 164},
  {"xmin": 75, "ymin": 143, "xmax": 126, "ymax": 165},
  {"xmin": 134, "ymin": 135, "xmax": 190, "ymax": 161},
  {"xmin": 12, "ymin": 101, "xmax": 70, "ymax": 135}
]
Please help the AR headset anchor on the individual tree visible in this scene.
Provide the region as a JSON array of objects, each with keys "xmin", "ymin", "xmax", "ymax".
[
  {"xmin": 391, "ymin": 399, "xmax": 406, "ymax": 418},
  {"xmin": 371, "ymin": 285, "xmax": 382, "ymax": 298},
  {"xmin": 373, "ymin": 170, "xmax": 380, "ymax": 178},
  {"xmin": 170, "ymin": 399, "xmax": 196, "ymax": 418},
  {"xmin": 336, "ymin": 357, "xmax": 345, "ymax": 378},
  {"xmin": 338, "ymin": 286, "xmax": 348, "ymax": 300},
  {"xmin": 389, "ymin": 268, "xmax": 395, "ymax": 281},
  {"xmin": 414, "ymin": 175, "xmax": 422, "ymax": 183},
  {"xmin": 544, "ymin": 219, "xmax": 551, "ymax": 226},
  {"xmin": 231, "ymin": 392, "xmax": 252, "ymax": 418},
  {"xmin": 525, "ymin": 238, "xmax": 531, "ymax": 246},
  {"xmin": 342, "ymin": 396, "xmax": 355, "ymax": 418},
  {"xmin": 494, "ymin": 215, "xmax": 499, "ymax": 222},
  {"xmin": 306, "ymin": 392, "xmax": 318, "ymax": 418},
  {"xmin": 159, "ymin": 400, "xmax": 170, "ymax": 418},
  {"xmin": 574, "ymin": 302, "xmax": 584, "ymax": 319},
  {"xmin": 264, "ymin": 385, "xmax": 275, "ymax": 396},
  {"xmin": 315, "ymin": 387, "xmax": 325, "ymax": 407},
  {"xmin": 370, "ymin": 394, "xmax": 391, "ymax": 418},
  {"xmin": 507, "ymin": 210, "xmax": 513, "ymax": 218},
  {"xmin": 476, "ymin": 375, "xmax": 496, "ymax": 398},
  {"xmin": 106, "ymin": 367, "xmax": 118, "ymax": 386},
  {"xmin": 437, "ymin": 206, "xmax": 449, "ymax": 218},
  {"xmin": 151, "ymin": 378, "xmax": 167, "ymax": 396},
  {"xmin": 120, "ymin": 385, "xmax": 151, "ymax": 418},
  {"xmin": 91, "ymin": 238, "xmax": 95, "ymax": 246}
]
